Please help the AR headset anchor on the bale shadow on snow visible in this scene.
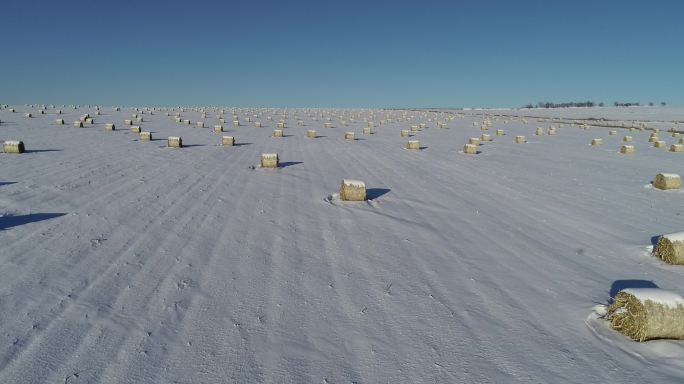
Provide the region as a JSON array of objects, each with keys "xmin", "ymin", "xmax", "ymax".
[
  {"xmin": 650, "ymin": 235, "xmax": 661, "ymax": 247},
  {"xmin": 279, "ymin": 161, "xmax": 302, "ymax": 168},
  {"xmin": 180, "ymin": 144, "xmax": 207, "ymax": 148},
  {"xmin": 609, "ymin": 279, "xmax": 659, "ymax": 300},
  {"xmin": 0, "ymin": 182, "xmax": 17, "ymax": 187},
  {"xmin": 367, "ymin": 188, "xmax": 391, "ymax": 199},
  {"xmin": 233, "ymin": 143, "xmax": 252, "ymax": 146},
  {"xmin": 24, "ymin": 149, "xmax": 63, "ymax": 153},
  {"xmin": 0, "ymin": 213, "xmax": 66, "ymax": 230}
]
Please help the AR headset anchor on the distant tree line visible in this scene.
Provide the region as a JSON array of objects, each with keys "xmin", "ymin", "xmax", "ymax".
[{"xmin": 521, "ymin": 101, "xmax": 667, "ymax": 109}]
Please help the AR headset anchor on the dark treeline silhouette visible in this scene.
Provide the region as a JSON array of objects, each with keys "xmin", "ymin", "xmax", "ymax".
[
  {"xmin": 522, "ymin": 101, "xmax": 667, "ymax": 109},
  {"xmin": 522, "ymin": 101, "xmax": 597, "ymax": 109}
]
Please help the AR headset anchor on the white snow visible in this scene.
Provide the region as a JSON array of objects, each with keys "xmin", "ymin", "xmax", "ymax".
[
  {"xmin": 1, "ymin": 105, "xmax": 684, "ymax": 383},
  {"xmin": 621, "ymin": 288, "xmax": 684, "ymax": 308},
  {"xmin": 342, "ymin": 179, "xmax": 366, "ymax": 188},
  {"xmin": 664, "ymin": 232, "xmax": 684, "ymax": 243}
]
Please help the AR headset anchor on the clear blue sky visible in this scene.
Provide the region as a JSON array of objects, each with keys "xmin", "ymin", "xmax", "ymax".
[{"xmin": 1, "ymin": 0, "xmax": 682, "ymax": 108}]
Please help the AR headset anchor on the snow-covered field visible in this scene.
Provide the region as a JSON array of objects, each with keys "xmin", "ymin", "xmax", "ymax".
[{"xmin": 1, "ymin": 105, "xmax": 683, "ymax": 383}]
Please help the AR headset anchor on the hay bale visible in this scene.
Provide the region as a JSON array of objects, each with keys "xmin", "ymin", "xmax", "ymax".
[
  {"xmin": 214, "ymin": 125, "xmax": 223, "ymax": 133},
  {"xmin": 260, "ymin": 153, "xmax": 279, "ymax": 168},
  {"xmin": 175, "ymin": 117, "xmax": 182, "ymax": 123},
  {"xmin": 515, "ymin": 135, "xmax": 526, "ymax": 144},
  {"xmin": 277, "ymin": 122, "xmax": 285, "ymax": 129},
  {"xmin": 654, "ymin": 232, "xmax": 684, "ymax": 265},
  {"xmin": 363, "ymin": 127, "xmax": 372, "ymax": 135},
  {"xmin": 273, "ymin": 129, "xmax": 284, "ymax": 137},
  {"xmin": 547, "ymin": 127, "xmax": 557, "ymax": 135},
  {"xmin": 222, "ymin": 136, "xmax": 235, "ymax": 146},
  {"xmin": 167, "ymin": 136, "xmax": 182, "ymax": 148},
  {"xmin": 324, "ymin": 122, "xmax": 332, "ymax": 129},
  {"xmin": 125, "ymin": 119, "xmax": 133, "ymax": 125},
  {"xmin": 25, "ymin": 113, "xmax": 32, "ymax": 118},
  {"xmin": 623, "ymin": 136, "xmax": 633, "ymax": 142},
  {"xmin": 463, "ymin": 143, "xmax": 477, "ymax": 154},
  {"xmin": 3, "ymin": 140, "xmax": 25, "ymax": 154},
  {"xmin": 608, "ymin": 288, "xmax": 684, "ymax": 341},
  {"xmin": 671, "ymin": 144, "xmax": 683, "ymax": 152},
  {"xmin": 184, "ymin": 119, "xmax": 191, "ymax": 125},
  {"xmin": 105, "ymin": 123, "xmax": 115, "ymax": 131},
  {"xmin": 85, "ymin": 118, "xmax": 94, "ymax": 125},
  {"xmin": 254, "ymin": 121, "xmax": 262, "ymax": 128},
  {"xmin": 649, "ymin": 136, "xmax": 659, "ymax": 143},
  {"xmin": 496, "ymin": 129, "xmax": 505, "ymax": 136},
  {"xmin": 535, "ymin": 127, "xmax": 543, "ymax": 135},
  {"xmin": 73, "ymin": 120, "xmax": 83, "ymax": 128},
  {"xmin": 609, "ymin": 130, "xmax": 617, "ymax": 135},
  {"xmin": 400, "ymin": 130, "xmax": 410, "ymax": 137},
  {"xmin": 140, "ymin": 131, "xmax": 152, "ymax": 141},
  {"xmin": 469, "ymin": 137, "xmax": 480, "ymax": 145},
  {"xmin": 340, "ymin": 179, "xmax": 366, "ymax": 201},
  {"xmin": 654, "ymin": 140, "xmax": 667, "ymax": 148},
  {"xmin": 673, "ymin": 132, "xmax": 680, "ymax": 138},
  {"xmin": 591, "ymin": 138, "xmax": 603, "ymax": 146},
  {"xmin": 410, "ymin": 125, "xmax": 419, "ymax": 132},
  {"xmin": 196, "ymin": 121, "xmax": 205, "ymax": 128},
  {"xmin": 653, "ymin": 173, "xmax": 681, "ymax": 190},
  {"xmin": 406, "ymin": 140, "xmax": 420, "ymax": 150},
  {"xmin": 56, "ymin": 118, "xmax": 65, "ymax": 125},
  {"xmin": 620, "ymin": 145, "xmax": 635, "ymax": 154},
  {"xmin": 131, "ymin": 125, "xmax": 141, "ymax": 133},
  {"xmin": 345, "ymin": 132, "xmax": 355, "ymax": 140},
  {"xmin": 306, "ymin": 130, "xmax": 317, "ymax": 138},
  {"xmin": 680, "ymin": 138, "xmax": 684, "ymax": 144},
  {"xmin": 481, "ymin": 134, "xmax": 491, "ymax": 142},
  {"xmin": 232, "ymin": 120, "xmax": 240, "ymax": 126}
]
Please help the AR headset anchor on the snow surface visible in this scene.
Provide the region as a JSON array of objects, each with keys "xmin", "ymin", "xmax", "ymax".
[{"xmin": 1, "ymin": 106, "xmax": 684, "ymax": 383}]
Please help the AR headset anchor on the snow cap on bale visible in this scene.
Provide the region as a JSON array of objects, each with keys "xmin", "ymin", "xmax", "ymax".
[
  {"xmin": 222, "ymin": 136, "xmax": 234, "ymax": 146},
  {"xmin": 654, "ymin": 232, "xmax": 684, "ymax": 265},
  {"xmin": 140, "ymin": 132, "xmax": 152, "ymax": 141},
  {"xmin": 340, "ymin": 179, "xmax": 366, "ymax": 201},
  {"xmin": 168, "ymin": 136, "xmax": 182, "ymax": 148},
  {"xmin": 608, "ymin": 288, "xmax": 684, "ymax": 341},
  {"xmin": 3, "ymin": 140, "xmax": 25, "ymax": 154},
  {"xmin": 653, "ymin": 173, "xmax": 681, "ymax": 190},
  {"xmin": 260, "ymin": 153, "xmax": 279, "ymax": 168},
  {"xmin": 406, "ymin": 140, "xmax": 420, "ymax": 149}
]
